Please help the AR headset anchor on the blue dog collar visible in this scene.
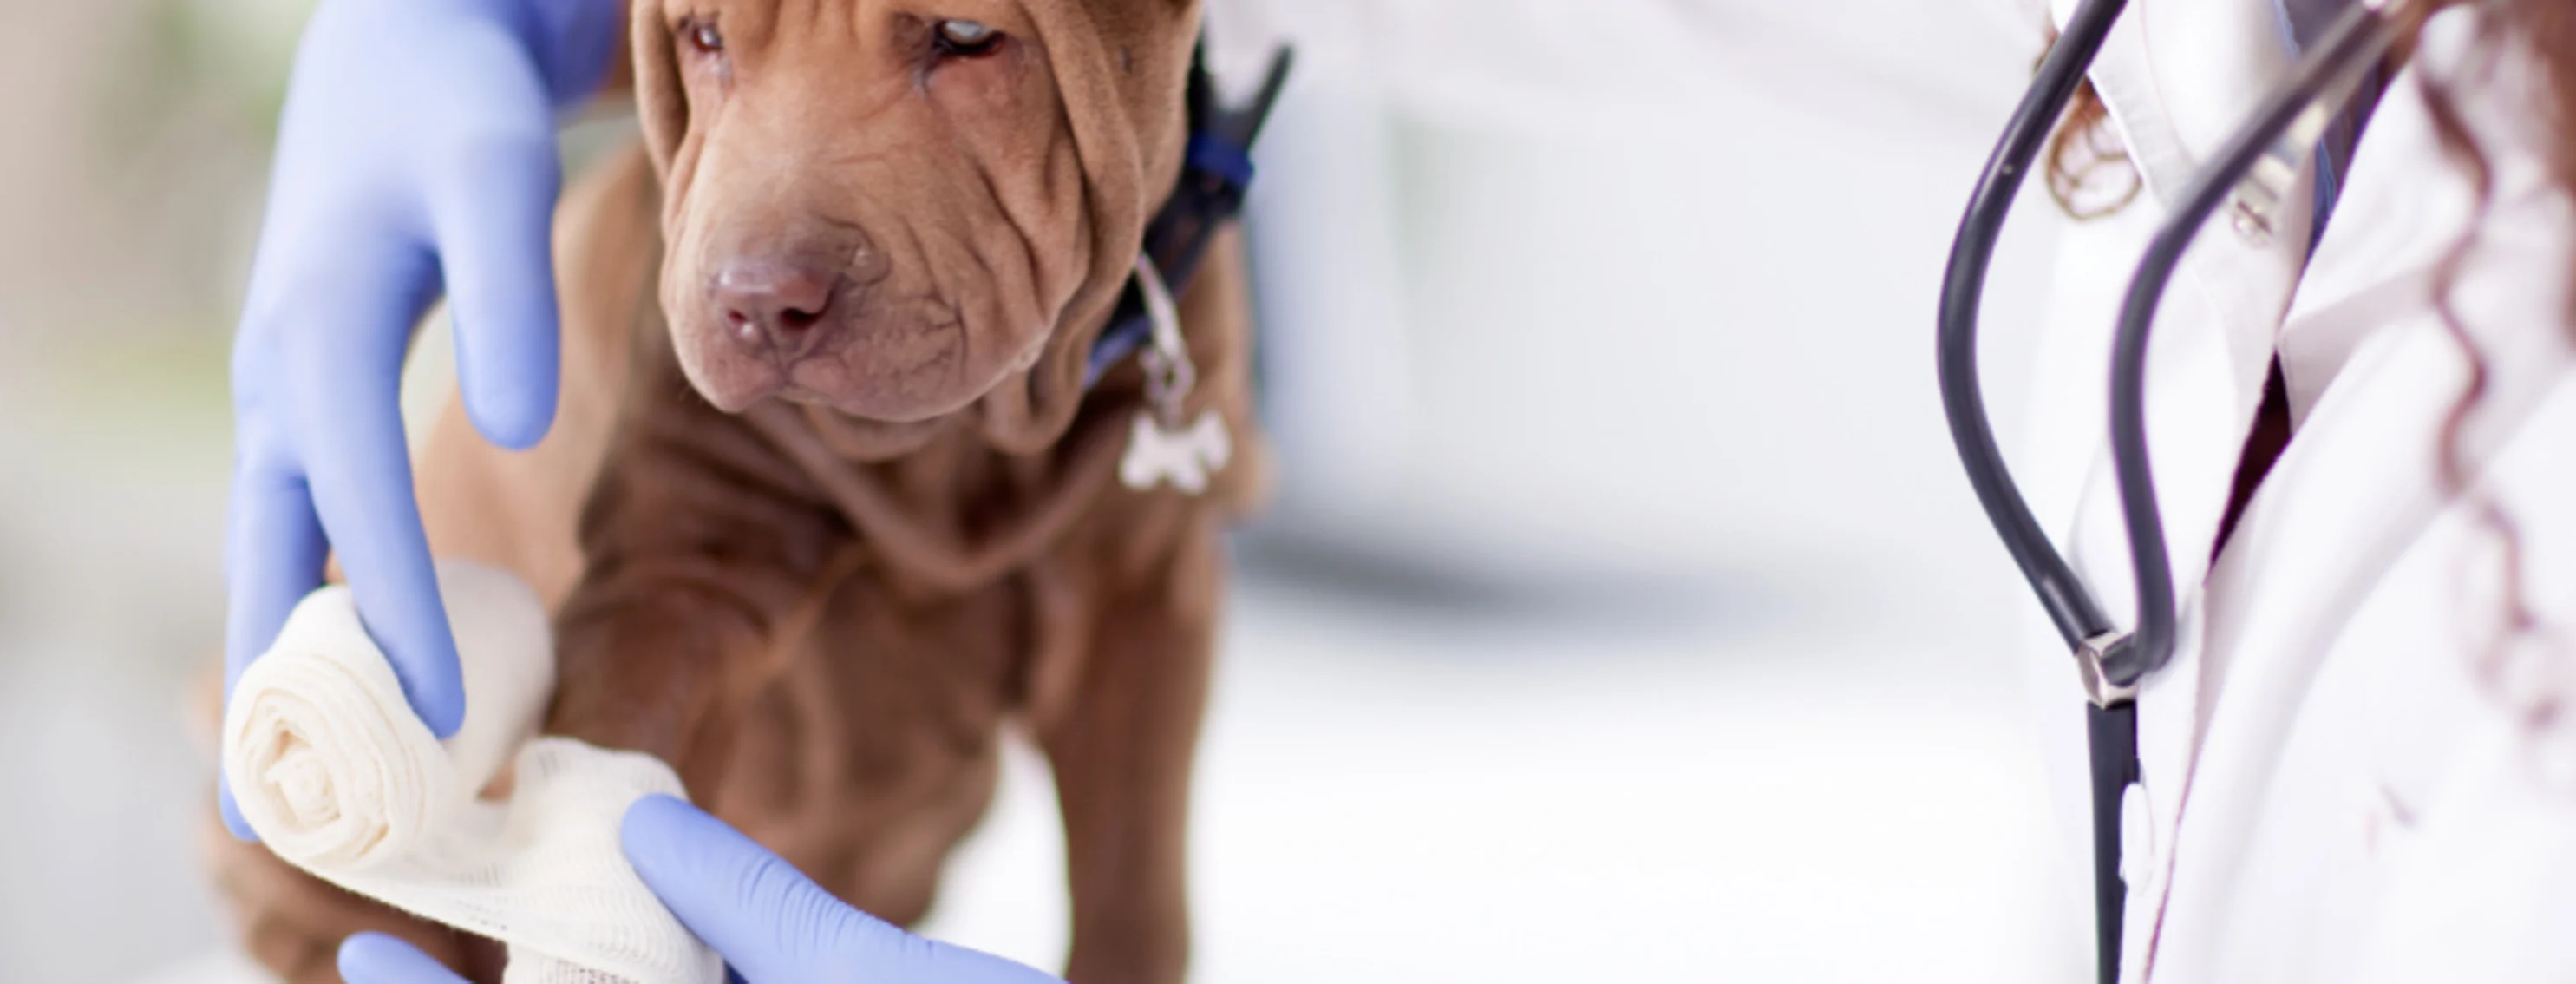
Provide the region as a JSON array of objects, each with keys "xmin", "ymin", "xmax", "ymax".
[{"xmin": 1084, "ymin": 45, "xmax": 1294, "ymax": 388}]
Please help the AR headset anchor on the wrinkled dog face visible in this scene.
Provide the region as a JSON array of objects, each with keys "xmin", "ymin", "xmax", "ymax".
[{"xmin": 648, "ymin": 2, "xmax": 1101, "ymax": 421}]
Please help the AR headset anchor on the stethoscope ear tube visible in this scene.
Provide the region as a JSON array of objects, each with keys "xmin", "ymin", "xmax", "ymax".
[
  {"xmin": 1935, "ymin": 0, "xmax": 2131, "ymax": 660},
  {"xmin": 2103, "ymin": 0, "xmax": 2415, "ymax": 690}
]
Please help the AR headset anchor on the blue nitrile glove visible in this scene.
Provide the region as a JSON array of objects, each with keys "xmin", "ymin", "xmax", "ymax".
[
  {"xmin": 618, "ymin": 796, "xmax": 1065, "ymax": 984},
  {"xmin": 334, "ymin": 796, "xmax": 1064, "ymax": 984},
  {"xmin": 222, "ymin": 0, "xmax": 620, "ymax": 840}
]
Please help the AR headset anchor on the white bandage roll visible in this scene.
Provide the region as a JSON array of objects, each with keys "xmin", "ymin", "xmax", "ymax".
[
  {"xmin": 222, "ymin": 561, "xmax": 722, "ymax": 984},
  {"xmin": 226, "ymin": 563, "xmax": 551, "ymax": 869}
]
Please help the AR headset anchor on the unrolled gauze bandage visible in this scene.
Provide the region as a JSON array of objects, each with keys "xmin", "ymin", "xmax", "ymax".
[{"xmin": 223, "ymin": 561, "xmax": 722, "ymax": 984}]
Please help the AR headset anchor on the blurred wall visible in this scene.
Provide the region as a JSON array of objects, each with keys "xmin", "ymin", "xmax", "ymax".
[
  {"xmin": 0, "ymin": 0, "xmax": 308, "ymax": 344},
  {"xmin": 0, "ymin": 3, "xmax": 310, "ymax": 981},
  {"xmin": 1226, "ymin": 0, "xmax": 2067, "ymax": 597}
]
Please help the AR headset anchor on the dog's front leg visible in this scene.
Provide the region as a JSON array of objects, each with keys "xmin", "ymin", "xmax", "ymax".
[
  {"xmin": 542, "ymin": 418, "xmax": 834, "ymax": 797},
  {"xmin": 547, "ymin": 564, "xmax": 789, "ymax": 791},
  {"xmin": 1040, "ymin": 517, "xmax": 1224, "ymax": 984}
]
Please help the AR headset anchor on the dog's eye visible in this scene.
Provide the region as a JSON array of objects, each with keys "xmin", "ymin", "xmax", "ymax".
[
  {"xmin": 685, "ymin": 22, "xmax": 724, "ymax": 55},
  {"xmin": 933, "ymin": 19, "xmax": 1002, "ymax": 57}
]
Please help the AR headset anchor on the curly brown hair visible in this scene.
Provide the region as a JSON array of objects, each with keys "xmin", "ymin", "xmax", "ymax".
[
  {"xmin": 2040, "ymin": 37, "xmax": 2141, "ymax": 220},
  {"xmin": 2418, "ymin": 0, "xmax": 2576, "ymax": 732},
  {"xmin": 2047, "ymin": 75, "xmax": 2142, "ymax": 220}
]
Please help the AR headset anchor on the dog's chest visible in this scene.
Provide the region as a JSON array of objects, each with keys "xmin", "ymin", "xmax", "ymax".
[{"xmin": 705, "ymin": 561, "xmax": 1042, "ymax": 919}]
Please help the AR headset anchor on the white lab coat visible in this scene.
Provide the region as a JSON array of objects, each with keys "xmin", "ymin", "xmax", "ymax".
[{"xmin": 2024, "ymin": 3, "xmax": 2576, "ymax": 981}]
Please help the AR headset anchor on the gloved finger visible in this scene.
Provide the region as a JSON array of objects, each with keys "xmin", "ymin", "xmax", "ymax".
[
  {"xmin": 220, "ymin": 456, "xmax": 329, "ymax": 842},
  {"xmin": 621, "ymin": 797, "xmax": 1062, "ymax": 984},
  {"xmin": 622, "ymin": 795, "xmax": 867, "ymax": 981},
  {"xmin": 223, "ymin": 456, "xmax": 328, "ymax": 698},
  {"xmin": 338, "ymin": 932, "xmax": 471, "ymax": 984},
  {"xmin": 290, "ymin": 273, "xmax": 467, "ymax": 739},
  {"xmin": 428, "ymin": 48, "xmax": 563, "ymax": 451}
]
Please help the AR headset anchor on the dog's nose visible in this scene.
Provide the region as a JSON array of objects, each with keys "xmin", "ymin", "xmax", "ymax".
[{"xmin": 711, "ymin": 259, "xmax": 841, "ymax": 362}]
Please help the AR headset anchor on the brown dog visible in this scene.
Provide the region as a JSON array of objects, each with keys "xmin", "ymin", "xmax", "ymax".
[{"xmin": 202, "ymin": 2, "xmax": 1265, "ymax": 981}]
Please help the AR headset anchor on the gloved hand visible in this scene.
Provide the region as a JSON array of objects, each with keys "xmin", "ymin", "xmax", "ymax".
[
  {"xmin": 223, "ymin": 0, "xmax": 620, "ymax": 839},
  {"xmin": 335, "ymin": 796, "xmax": 1065, "ymax": 984}
]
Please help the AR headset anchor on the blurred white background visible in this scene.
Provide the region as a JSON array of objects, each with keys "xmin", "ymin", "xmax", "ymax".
[{"xmin": 0, "ymin": 1, "xmax": 2086, "ymax": 981}]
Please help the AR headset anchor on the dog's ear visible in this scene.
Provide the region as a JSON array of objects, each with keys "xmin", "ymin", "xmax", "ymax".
[
  {"xmin": 970, "ymin": 0, "xmax": 1204, "ymax": 453},
  {"xmin": 631, "ymin": 0, "xmax": 689, "ymax": 180}
]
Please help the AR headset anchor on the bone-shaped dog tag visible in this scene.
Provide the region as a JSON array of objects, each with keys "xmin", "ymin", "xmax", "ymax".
[{"xmin": 1121, "ymin": 410, "xmax": 1232, "ymax": 495}]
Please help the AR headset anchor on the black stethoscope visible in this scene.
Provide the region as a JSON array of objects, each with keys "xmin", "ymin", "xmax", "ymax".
[{"xmin": 1935, "ymin": 0, "xmax": 2422, "ymax": 980}]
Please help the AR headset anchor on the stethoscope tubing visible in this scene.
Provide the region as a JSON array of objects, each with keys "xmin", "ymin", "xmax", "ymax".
[
  {"xmin": 2105, "ymin": 0, "xmax": 2416, "ymax": 688},
  {"xmin": 1933, "ymin": 8, "xmax": 2138, "ymax": 970},
  {"xmin": 1937, "ymin": 0, "xmax": 2131, "ymax": 659},
  {"xmin": 1937, "ymin": 1, "xmax": 2418, "ymax": 981}
]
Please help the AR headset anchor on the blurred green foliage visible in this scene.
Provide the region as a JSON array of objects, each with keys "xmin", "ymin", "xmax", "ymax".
[{"xmin": 98, "ymin": 0, "xmax": 315, "ymax": 154}]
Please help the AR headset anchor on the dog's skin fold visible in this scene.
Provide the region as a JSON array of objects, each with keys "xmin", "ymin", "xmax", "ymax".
[{"xmin": 200, "ymin": 1, "xmax": 1266, "ymax": 981}]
